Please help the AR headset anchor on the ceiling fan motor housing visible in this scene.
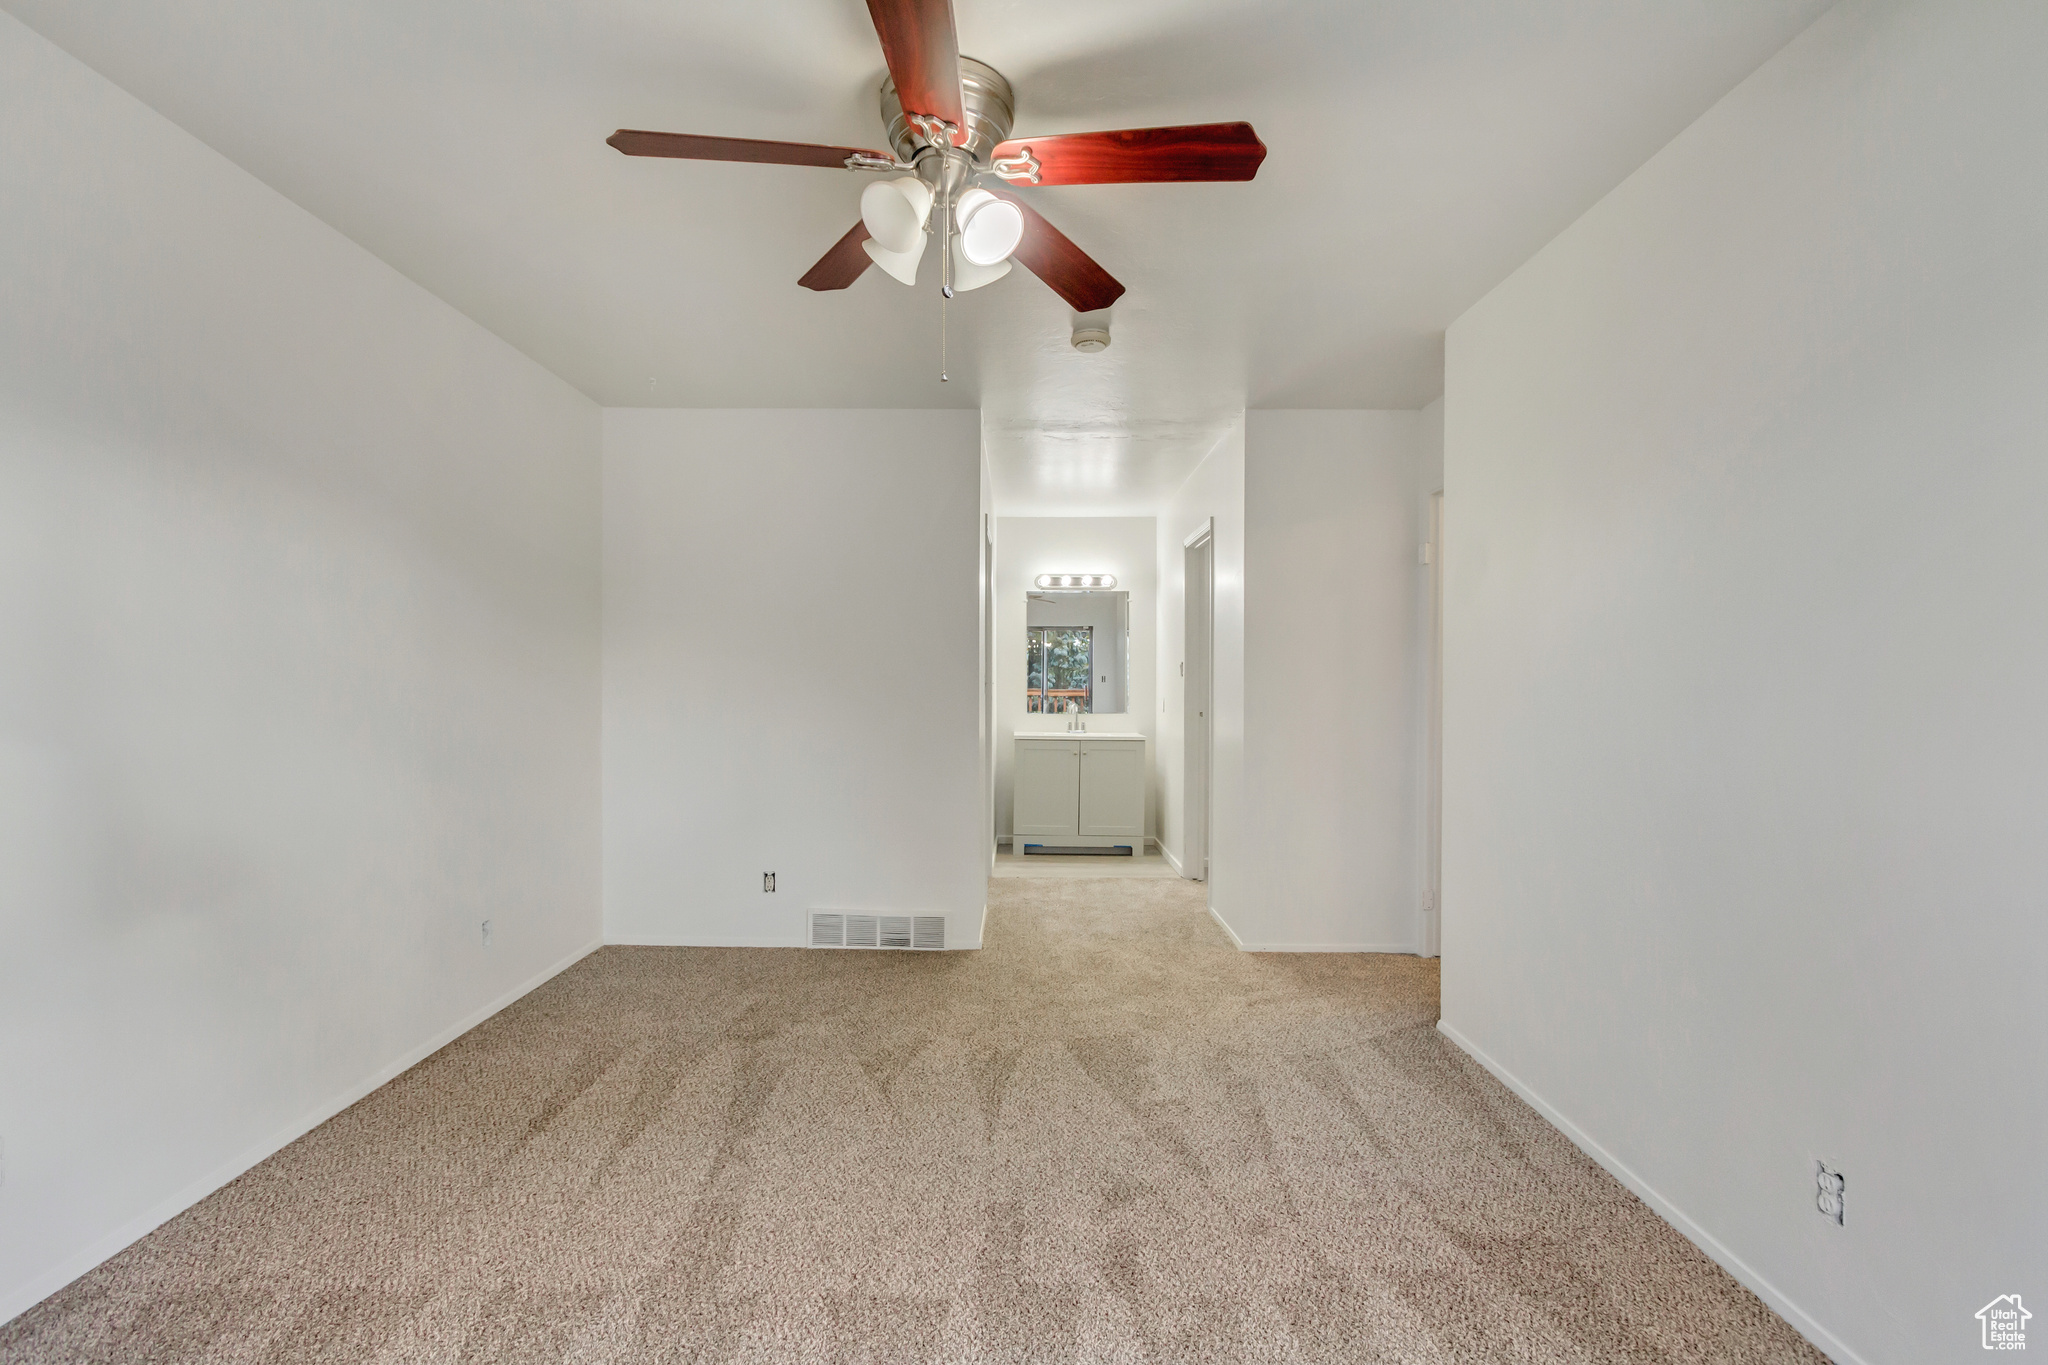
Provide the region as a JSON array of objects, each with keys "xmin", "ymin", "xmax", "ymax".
[{"xmin": 881, "ymin": 57, "xmax": 1016, "ymax": 164}]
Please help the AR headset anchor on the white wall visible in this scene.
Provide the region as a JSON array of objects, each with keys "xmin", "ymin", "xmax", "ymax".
[
  {"xmin": 604, "ymin": 409, "xmax": 985, "ymax": 948},
  {"xmin": 995, "ymin": 517, "xmax": 1157, "ymax": 842},
  {"xmin": 1440, "ymin": 3, "xmax": 2047, "ymax": 1361},
  {"xmin": 1240, "ymin": 411, "xmax": 1427, "ymax": 952},
  {"xmin": 0, "ymin": 12, "xmax": 603, "ymax": 1325},
  {"xmin": 1160, "ymin": 415, "xmax": 1430, "ymax": 948},
  {"xmin": 1156, "ymin": 423, "xmax": 1246, "ymax": 904}
]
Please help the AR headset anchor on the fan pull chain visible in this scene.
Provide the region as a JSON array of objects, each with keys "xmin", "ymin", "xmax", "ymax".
[{"xmin": 937, "ymin": 160, "xmax": 953, "ymax": 382}]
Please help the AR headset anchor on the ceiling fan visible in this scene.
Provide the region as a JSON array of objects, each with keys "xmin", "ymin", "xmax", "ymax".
[{"xmin": 607, "ymin": 0, "xmax": 1265, "ymax": 342}]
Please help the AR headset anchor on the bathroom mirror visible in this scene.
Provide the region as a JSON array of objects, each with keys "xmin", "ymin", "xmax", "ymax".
[{"xmin": 1025, "ymin": 590, "xmax": 1129, "ymax": 714}]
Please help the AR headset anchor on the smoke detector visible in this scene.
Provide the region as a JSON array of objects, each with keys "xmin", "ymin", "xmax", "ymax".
[{"xmin": 1071, "ymin": 326, "xmax": 1111, "ymax": 353}]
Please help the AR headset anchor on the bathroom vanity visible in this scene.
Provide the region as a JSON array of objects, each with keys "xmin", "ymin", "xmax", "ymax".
[{"xmin": 1012, "ymin": 734, "xmax": 1147, "ymax": 850}]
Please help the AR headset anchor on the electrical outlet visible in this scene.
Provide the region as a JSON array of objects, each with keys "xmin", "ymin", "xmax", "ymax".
[
  {"xmin": 480, "ymin": 919, "xmax": 492, "ymax": 947},
  {"xmin": 763, "ymin": 872, "xmax": 776, "ymax": 893},
  {"xmin": 1814, "ymin": 1160, "xmax": 1845, "ymax": 1225}
]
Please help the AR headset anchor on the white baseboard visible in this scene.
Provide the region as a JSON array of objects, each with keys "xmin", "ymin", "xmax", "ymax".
[
  {"xmin": 1160, "ymin": 843, "xmax": 1184, "ymax": 876},
  {"xmin": 1241, "ymin": 942, "xmax": 1418, "ymax": 953},
  {"xmin": 1, "ymin": 936, "xmax": 603, "ymax": 1328},
  {"xmin": 1208, "ymin": 902, "xmax": 1245, "ymax": 948},
  {"xmin": 605, "ymin": 935, "xmax": 801, "ymax": 948},
  {"xmin": 1434, "ymin": 1020, "xmax": 1866, "ymax": 1365},
  {"xmin": 612, "ymin": 905, "xmax": 988, "ymax": 953}
]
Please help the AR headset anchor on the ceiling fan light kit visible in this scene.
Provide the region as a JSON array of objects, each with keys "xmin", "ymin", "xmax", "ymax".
[
  {"xmin": 606, "ymin": 0, "xmax": 1266, "ymax": 365},
  {"xmin": 862, "ymin": 234, "xmax": 926, "ymax": 286},
  {"xmin": 860, "ymin": 176, "xmax": 933, "ymax": 254},
  {"xmin": 949, "ymin": 240, "xmax": 1012, "ymax": 292},
  {"xmin": 953, "ymin": 187, "xmax": 1024, "ymax": 266}
]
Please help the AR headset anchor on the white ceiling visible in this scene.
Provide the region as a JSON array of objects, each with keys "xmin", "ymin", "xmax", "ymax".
[{"xmin": 5, "ymin": 0, "xmax": 1829, "ymax": 513}]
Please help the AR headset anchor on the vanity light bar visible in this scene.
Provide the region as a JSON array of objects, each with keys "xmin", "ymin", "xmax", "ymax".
[{"xmin": 1034, "ymin": 574, "xmax": 1116, "ymax": 589}]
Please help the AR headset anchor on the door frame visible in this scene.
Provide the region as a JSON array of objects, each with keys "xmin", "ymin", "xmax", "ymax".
[
  {"xmin": 1423, "ymin": 491, "xmax": 1443, "ymax": 957},
  {"xmin": 1183, "ymin": 519, "xmax": 1214, "ymax": 882},
  {"xmin": 985, "ymin": 513, "xmax": 997, "ymax": 871}
]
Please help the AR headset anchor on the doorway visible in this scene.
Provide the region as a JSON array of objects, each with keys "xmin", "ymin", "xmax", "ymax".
[{"xmin": 1183, "ymin": 521, "xmax": 1214, "ymax": 882}]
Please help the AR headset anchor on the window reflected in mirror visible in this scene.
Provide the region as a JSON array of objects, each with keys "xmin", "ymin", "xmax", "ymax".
[
  {"xmin": 1027, "ymin": 626, "xmax": 1093, "ymax": 713},
  {"xmin": 1026, "ymin": 589, "xmax": 1128, "ymax": 714}
]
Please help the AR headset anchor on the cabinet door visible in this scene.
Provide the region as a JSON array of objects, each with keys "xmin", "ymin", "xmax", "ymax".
[
  {"xmin": 1077, "ymin": 741, "xmax": 1145, "ymax": 837},
  {"xmin": 1014, "ymin": 741, "xmax": 1081, "ymax": 838}
]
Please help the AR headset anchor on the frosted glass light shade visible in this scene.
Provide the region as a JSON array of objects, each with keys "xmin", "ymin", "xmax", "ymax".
[
  {"xmin": 861, "ymin": 233, "xmax": 925, "ymax": 286},
  {"xmin": 948, "ymin": 238, "xmax": 1011, "ymax": 292},
  {"xmin": 954, "ymin": 187, "xmax": 1024, "ymax": 266},
  {"xmin": 860, "ymin": 177, "xmax": 933, "ymax": 255}
]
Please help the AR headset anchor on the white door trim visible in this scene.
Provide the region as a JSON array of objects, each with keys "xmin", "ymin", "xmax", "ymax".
[
  {"xmin": 1183, "ymin": 521, "xmax": 1215, "ymax": 883},
  {"xmin": 1423, "ymin": 491, "xmax": 1443, "ymax": 957}
]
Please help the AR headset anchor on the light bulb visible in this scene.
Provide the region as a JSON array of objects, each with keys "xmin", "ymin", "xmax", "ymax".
[
  {"xmin": 860, "ymin": 177, "xmax": 932, "ymax": 255},
  {"xmin": 948, "ymin": 238, "xmax": 1011, "ymax": 292},
  {"xmin": 954, "ymin": 187, "xmax": 1024, "ymax": 266}
]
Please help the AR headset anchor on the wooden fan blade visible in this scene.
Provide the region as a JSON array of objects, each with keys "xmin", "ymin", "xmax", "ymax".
[
  {"xmin": 866, "ymin": 0, "xmax": 967, "ymax": 141},
  {"xmin": 608, "ymin": 129, "xmax": 894, "ymax": 169},
  {"xmin": 990, "ymin": 122, "xmax": 1267, "ymax": 186},
  {"xmin": 799, "ymin": 222, "xmax": 874, "ymax": 291},
  {"xmin": 991, "ymin": 192, "xmax": 1125, "ymax": 313}
]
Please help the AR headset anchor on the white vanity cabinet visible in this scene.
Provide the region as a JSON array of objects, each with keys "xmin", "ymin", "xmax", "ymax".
[
  {"xmin": 1013, "ymin": 735, "xmax": 1146, "ymax": 848},
  {"xmin": 1013, "ymin": 740, "xmax": 1083, "ymax": 839}
]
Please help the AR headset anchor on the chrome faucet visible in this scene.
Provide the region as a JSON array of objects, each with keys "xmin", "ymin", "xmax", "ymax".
[{"xmin": 1066, "ymin": 701, "xmax": 1085, "ymax": 733}]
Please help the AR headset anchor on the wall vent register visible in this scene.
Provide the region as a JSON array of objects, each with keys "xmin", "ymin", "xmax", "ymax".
[{"xmin": 810, "ymin": 912, "xmax": 946, "ymax": 950}]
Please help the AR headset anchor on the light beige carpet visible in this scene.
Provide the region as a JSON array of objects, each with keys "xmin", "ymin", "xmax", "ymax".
[{"xmin": 2, "ymin": 878, "xmax": 1828, "ymax": 1364}]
